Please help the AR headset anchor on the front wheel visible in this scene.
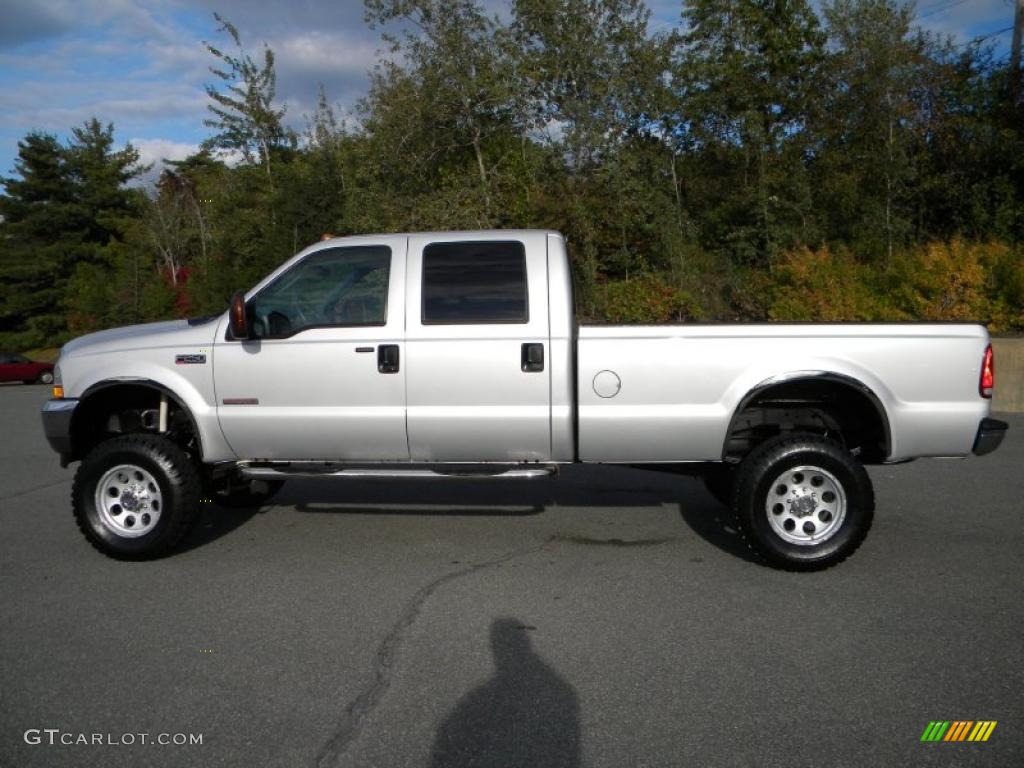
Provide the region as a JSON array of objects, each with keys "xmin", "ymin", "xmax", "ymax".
[
  {"xmin": 72, "ymin": 434, "xmax": 201, "ymax": 559},
  {"xmin": 732, "ymin": 434, "xmax": 874, "ymax": 571}
]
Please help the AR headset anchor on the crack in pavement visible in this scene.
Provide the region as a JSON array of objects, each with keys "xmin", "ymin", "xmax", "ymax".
[
  {"xmin": 313, "ymin": 536, "xmax": 556, "ymax": 768},
  {"xmin": 551, "ymin": 534, "xmax": 675, "ymax": 548},
  {"xmin": 6, "ymin": 478, "xmax": 71, "ymax": 501}
]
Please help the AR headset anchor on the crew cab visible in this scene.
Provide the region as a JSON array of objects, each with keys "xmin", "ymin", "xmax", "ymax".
[{"xmin": 41, "ymin": 230, "xmax": 1008, "ymax": 569}]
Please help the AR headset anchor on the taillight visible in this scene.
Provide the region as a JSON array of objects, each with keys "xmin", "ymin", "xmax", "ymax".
[{"xmin": 980, "ymin": 344, "xmax": 994, "ymax": 398}]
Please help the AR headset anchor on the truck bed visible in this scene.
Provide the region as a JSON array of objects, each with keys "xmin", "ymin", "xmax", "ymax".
[{"xmin": 575, "ymin": 323, "xmax": 990, "ymax": 463}]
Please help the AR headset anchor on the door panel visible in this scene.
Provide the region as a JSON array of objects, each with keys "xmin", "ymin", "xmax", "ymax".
[
  {"xmin": 214, "ymin": 238, "xmax": 409, "ymax": 461},
  {"xmin": 404, "ymin": 233, "xmax": 551, "ymax": 462}
]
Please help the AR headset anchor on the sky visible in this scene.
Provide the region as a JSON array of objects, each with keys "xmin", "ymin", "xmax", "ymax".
[{"xmin": 0, "ymin": 0, "xmax": 1017, "ymax": 187}]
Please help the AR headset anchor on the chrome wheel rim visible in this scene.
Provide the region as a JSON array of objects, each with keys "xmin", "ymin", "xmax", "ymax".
[
  {"xmin": 765, "ymin": 465, "xmax": 846, "ymax": 546},
  {"xmin": 94, "ymin": 464, "xmax": 163, "ymax": 538}
]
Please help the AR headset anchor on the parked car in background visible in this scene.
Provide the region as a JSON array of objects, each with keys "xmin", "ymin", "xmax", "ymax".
[{"xmin": 0, "ymin": 352, "xmax": 54, "ymax": 384}]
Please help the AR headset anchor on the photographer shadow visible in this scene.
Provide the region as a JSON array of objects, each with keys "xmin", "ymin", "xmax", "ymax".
[{"xmin": 430, "ymin": 618, "xmax": 581, "ymax": 768}]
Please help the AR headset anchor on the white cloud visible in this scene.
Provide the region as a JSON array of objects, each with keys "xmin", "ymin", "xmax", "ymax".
[
  {"xmin": 131, "ymin": 137, "xmax": 199, "ymax": 165},
  {"xmin": 127, "ymin": 137, "xmax": 200, "ymax": 188},
  {"xmin": 268, "ymin": 31, "xmax": 378, "ymax": 121},
  {"xmin": 273, "ymin": 32, "xmax": 379, "ymax": 79}
]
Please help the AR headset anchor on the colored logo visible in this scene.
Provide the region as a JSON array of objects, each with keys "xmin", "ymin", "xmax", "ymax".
[{"xmin": 920, "ymin": 721, "xmax": 997, "ymax": 742}]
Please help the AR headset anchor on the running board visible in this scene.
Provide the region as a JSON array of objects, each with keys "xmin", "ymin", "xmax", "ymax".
[{"xmin": 237, "ymin": 462, "xmax": 558, "ymax": 480}]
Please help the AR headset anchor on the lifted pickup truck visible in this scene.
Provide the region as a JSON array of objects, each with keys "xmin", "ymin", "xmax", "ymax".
[{"xmin": 41, "ymin": 230, "xmax": 1007, "ymax": 569}]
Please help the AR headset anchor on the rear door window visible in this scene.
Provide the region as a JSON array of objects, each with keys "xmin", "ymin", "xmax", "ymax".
[{"xmin": 421, "ymin": 241, "xmax": 528, "ymax": 325}]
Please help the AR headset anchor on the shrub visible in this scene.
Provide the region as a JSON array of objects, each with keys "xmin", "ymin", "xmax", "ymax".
[
  {"xmin": 768, "ymin": 245, "xmax": 893, "ymax": 322},
  {"xmin": 586, "ymin": 273, "xmax": 696, "ymax": 324}
]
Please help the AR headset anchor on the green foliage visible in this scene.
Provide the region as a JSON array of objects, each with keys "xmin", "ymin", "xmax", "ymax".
[
  {"xmin": 201, "ymin": 13, "xmax": 291, "ymax": 168},
  {"xmin": 768, "ymin": 241, "xmax": 1024, "ymax": 331},
  {"xmin": 769, "ymin": 245, "xmax": 894, "ymax": 322},
  {"xmin": 2, "ymin": 2, "xmax": 1023, "ymax": 353},
  {"xmin": 677, "ymin": 0, "xmax": 826, "ymax": 267},
  {"xmin": 588, "ymin": 273, "xmax": 696, "ymax": 324},
  {"xmin": 0, "ymin": 123, "xmax": 144, "ymax": 349}
]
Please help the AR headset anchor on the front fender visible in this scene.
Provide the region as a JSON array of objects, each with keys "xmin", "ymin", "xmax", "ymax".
[{"xmin": 68, "ymin": 363, "xmax": 234, "ymax": 463}]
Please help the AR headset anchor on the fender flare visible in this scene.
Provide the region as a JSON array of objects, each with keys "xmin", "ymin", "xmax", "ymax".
[
  {"xmin": 74, "ymin": 378, "xmax": 203, "ymax": 458},
  {"xmin": 723, "ymin": 371, "xmax": 891, "ymax": 460}
]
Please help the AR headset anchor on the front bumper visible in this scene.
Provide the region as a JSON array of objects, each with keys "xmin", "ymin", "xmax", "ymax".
[
  {"xmin": 41, "ymin": 398, "xmax": 78, "ymax": 465},
  {"xmin": 972, "ymin": 417, "xmax": 1008, "ymax": 456}
]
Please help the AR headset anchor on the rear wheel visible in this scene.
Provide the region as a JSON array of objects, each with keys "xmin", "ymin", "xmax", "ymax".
[
  {"xmin": 72, "ymin": 434, "xmax": 200, "ymax": 559},
  {"xmin": 732, "ymin": 434, "xmax": 874, "ymax": 571},
  {"xmin": 37, "ymin": 370, "xmax": 54, "ymax": 385}
]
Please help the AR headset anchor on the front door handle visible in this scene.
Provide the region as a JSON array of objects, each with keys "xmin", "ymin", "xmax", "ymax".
[
  {"xmin": 521, "ymin": 343, "xmax": 544, "ymax": 372},
  {"xmin": 378, "ymin": 344, "xmax": 399, "ymax": 374}
]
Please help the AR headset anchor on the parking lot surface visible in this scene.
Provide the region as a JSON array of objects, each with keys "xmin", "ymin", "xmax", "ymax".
[{"xmin": 1, "ymin": 383, "xmax": 1021, "ymax": 767}]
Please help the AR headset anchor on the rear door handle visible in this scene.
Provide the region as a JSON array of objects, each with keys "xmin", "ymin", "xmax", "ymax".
[
  {"xmin": 378, "ymin": 344, "xmax": 400, "ymax": 374},
  {"xmin": 521, "ymin": 343, "xmax": 544, "ymax": 372}
]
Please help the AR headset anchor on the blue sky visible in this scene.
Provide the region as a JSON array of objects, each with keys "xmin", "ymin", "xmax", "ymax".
[{"xmin": 0, "ymin": 0, "xmax": 1017, "ymax": 187}]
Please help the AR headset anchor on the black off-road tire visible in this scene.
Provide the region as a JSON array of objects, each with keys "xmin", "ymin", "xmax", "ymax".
[
  {"xmin": 731, "ymin": 433, "xmax": 874, "ymax": 571},
  {"xmin": 72, "ymin": 434, "xmax": 201, "ymax": 560}
]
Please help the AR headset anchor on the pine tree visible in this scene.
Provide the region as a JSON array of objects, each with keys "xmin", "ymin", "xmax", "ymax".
[{"xmin": 0, "ymin": 133, "xmax": 80, "ymax": 348}]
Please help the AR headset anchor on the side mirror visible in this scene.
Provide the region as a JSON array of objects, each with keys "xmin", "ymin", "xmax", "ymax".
[{"xmin": 229, "ymin": 291, "xmax": 250, "ymax": 340}]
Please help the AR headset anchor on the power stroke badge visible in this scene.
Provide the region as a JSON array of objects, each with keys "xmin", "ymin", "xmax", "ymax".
[{"xmin": 175, "ymin": 353, "xmax": 207, "ymax": 365}]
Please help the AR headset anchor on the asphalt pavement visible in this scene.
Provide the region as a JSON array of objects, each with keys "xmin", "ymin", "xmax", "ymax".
[{"xmin": 1, "ymin": 383, "xmax": 1021, "ymax": 767}]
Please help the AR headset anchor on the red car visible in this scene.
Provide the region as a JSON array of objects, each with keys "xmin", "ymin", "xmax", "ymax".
[{"xmin": 0, "ymin": 352, "xmax": 55, "ymax": 384}]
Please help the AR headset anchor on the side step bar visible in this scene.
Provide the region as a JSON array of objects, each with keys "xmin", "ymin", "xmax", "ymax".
[{"xmin": 237, "ymin": 462, "xmax": 558, "ymax": 480}]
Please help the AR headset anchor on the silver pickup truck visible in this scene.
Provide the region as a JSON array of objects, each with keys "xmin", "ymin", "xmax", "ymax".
[{"xmin": 41, "ymin": 230, "xmax": 1007, "ymax": 569}]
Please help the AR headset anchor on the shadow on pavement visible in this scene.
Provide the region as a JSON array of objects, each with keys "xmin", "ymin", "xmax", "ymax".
[
  {"xmin": 177, "ymin": 503, "xmax": 264, "ymax": 553},
  {"xmin": 430, "ymin": 618, "xmax": 581, "ymax": 768},
  {"xmin": 176, "ymin": 465, "xmax": 758, "ymax": 564}
]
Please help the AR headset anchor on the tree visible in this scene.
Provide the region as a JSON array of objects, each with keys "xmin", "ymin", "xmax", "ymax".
[
  {"xmin": 677, "ymin": 0, "xmax": 826, "ymax": 268},
  {"xmin": 64, "ymin": 118, "xmax": 146, "ymax": 249},
  {"xmin": 202, "ymin": 13, "xmax": 290, "ymax": 184},
  {"xmin": 508, "ymin": 0, "xmax": 673, "ymax": 284},
  {"xmin": 363, "ymin": 0, "xmax": 521, "ymax": 225},
  {"xmin": 0, "ymin": 133, "xmax": 79, "ymax": 347},
  {"xmin": 814, "ymin": 0, "xmax": 921, "ymax": 262},
  {"xmin": 907, "ymin": 38, "xmax": 1024, "ymax": 244},
  {"xmin": 510, "ymin": 0, "xmax": 658, "ymax": 163},
  {"xmin": 0, "ymin": 121, "xmax": 145, "ymax": 345}
]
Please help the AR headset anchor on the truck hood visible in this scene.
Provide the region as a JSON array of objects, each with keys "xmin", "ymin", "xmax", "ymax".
[{"xmin": 61, "ymin": 316, "xmax": 223, "ymax": 358}]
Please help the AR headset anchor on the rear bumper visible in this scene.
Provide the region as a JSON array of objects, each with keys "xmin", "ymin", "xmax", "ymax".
[
  {"xmin": 972, "ymin": 417, "xmax": 1008, "ymax": 456},
  {"xmin": 41, "ymin": 398, "xmax": 78, "ymax": 465}
]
